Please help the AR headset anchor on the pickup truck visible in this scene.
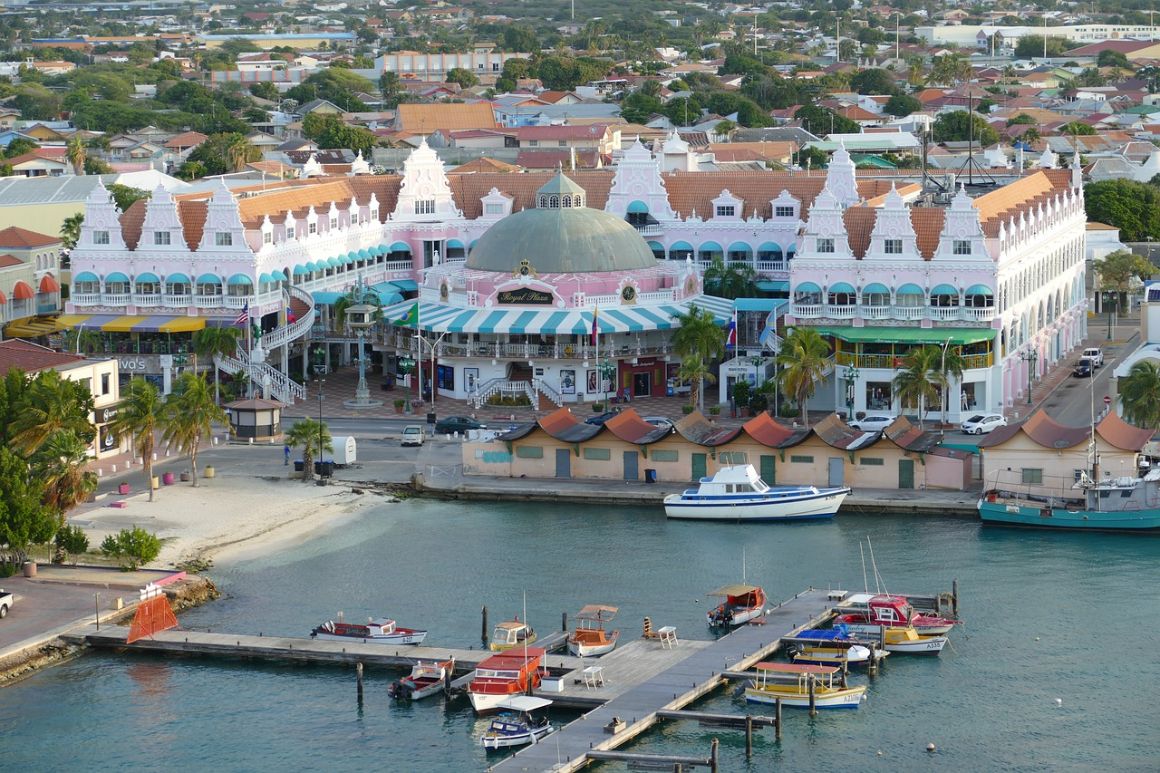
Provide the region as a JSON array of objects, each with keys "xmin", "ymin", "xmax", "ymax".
[
  {"xmin": 1080, "ymin": 348, "xmax": 1104, "ymax": 368},
  {"xmin": 0, "ymin": 588, "xmax": 12, "ymax": 619}
]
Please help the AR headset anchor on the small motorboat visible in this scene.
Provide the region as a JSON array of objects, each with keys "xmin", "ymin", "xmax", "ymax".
[
  {"xmin": 479, "ymin": 696, "xmax": 555, "ymax": 750},
  {"xmin": 489, "ymin": 617, "xmax": 537, "ymax": 652},
  {"xmin": 791, "ymin": 643, "xmax": 887, "ymax": 668},
  {"xmin": 834, "ymin": 593, "xmax": 958, "ymax": 636},
  {"xmin": 664, "ymin": 465, "xmax": 848, "ymax": 521},
  {"xmin": 388, "ymin": 657, "xmax": 455, "ymax": 701},
  {"xmin": 311, "ymin": 614, "xmax": 426, "ymax": 645},
  {"xmin": 744, "ymin": 662, "xmax": 867, "ymax": 709},
  {"xmin": 707, "ymin": 584, "xmax": 767, "ymax": 628},
  {"xmin": 568, "ymin": 604, "xmax": 620, "ymax": 657},
  {"xmin": 793, "ymin": 623, "xmax": 945, "ymax": 655},
  {"xmin": 468, "ymin": 647, "xmax": 546, "ymax": 714}
]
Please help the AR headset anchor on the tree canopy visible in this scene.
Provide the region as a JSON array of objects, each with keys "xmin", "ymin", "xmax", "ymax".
[
  {"xmin": 932, "ymin": 111, "xmax": 999, "ymax": 147},
  {"xmin": 849, "ymin": 68, "xmax": 898, "ymax": 96},
  {"xmin": 1085, "ymin": 181, "xmax": 1160, "ymax": 241},
  {"xmin": 883, "ymin": 93, "xmax": 921, "ymax": 118},
  {"xmin": 1014, "ymin": 35, "xmax": 1070, "ymax": 58}
]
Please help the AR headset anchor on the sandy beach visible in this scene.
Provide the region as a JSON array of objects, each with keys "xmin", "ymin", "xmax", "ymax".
[{"xmin": 70, "ymin": 474, "xmax": 391, "ymax": 568}]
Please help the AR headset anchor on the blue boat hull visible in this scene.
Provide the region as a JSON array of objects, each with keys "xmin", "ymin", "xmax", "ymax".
[{"xmin": 977, "ymin": 500, "xmax": 1160, "ymax": 532}]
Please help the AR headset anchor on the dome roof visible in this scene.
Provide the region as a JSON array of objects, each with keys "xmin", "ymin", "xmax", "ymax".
[{"xmin": 466, "ymin": 172, "xmax": 658, "ymax": 274}]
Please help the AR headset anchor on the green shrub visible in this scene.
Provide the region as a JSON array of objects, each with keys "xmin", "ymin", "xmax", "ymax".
[
  {"xmin": 682, "ymin": 405, "xmax": 695, "ymax": 415},
  {"xmin": 100, "ymin": 526, "xmax": 162, "ymax": 571},
  {"xmin": 709, "ymin": 405, "xmax": 721, "ymax": 415},
  {"xmin": 55, "ymin": 525, "xmax": 90, "ymax": 565},
  {"xmin": 592, "ymin": 402, "xmax": 605, "ymax": 412}
]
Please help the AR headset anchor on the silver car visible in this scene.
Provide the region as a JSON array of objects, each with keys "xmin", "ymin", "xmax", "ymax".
[
  {"xmin": 848, "ymin": 414, "xmax": 896, "ymax": 431},
  {"xmin": 960, "ymin": 414, "xmax": 1007, "ymax": 435}
]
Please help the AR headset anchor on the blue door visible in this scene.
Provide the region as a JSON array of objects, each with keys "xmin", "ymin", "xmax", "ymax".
[
  {"xmin": 623, "ymin": 451, "xmax": 639, "ymax": 481},
  {"xmin": 555, "ymin": 448, "xmax": 571, "ymax": 479}
]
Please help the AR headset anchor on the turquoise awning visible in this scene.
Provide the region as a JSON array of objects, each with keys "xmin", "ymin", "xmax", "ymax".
[
  {"xmin": 389, "ymin": 279, "xmax": 418, "ymax": 292},
  {"xmin": 863, "ymin": 282, "xmax": 889, "ymax": 295},
  {"xmin": 966, "ymin": 284, "xmax": 993, "ymax": 295},
  {"xmin": 312, "ymin": 291, "xmax": 344, "ymax": 304},
  {"xmin": 897, "ymin": 283, "xmax": 923, "ymax": 295},
  {"xmin": 755, "ymin": 280, "xmax": 789, "ymax": 292},
  {"xmin": 735, "ymin": 298, "xmax": 784, "ymax": 312},
  {"xmin": 292, "ymin": 265, "xmax": 309, "ymax": 276},
  {"xmin": 388, "ymin": 241, "xmax": 411, "ymax": 253},
  {"xmin": 74, "ymin": 271, "xmax": 98, "ymax": 282},
  {"xmin": 135, "ymin": 272, "xmax": 160, "ymax": 284},
  {"xmin": 166, "ymin": 273, "xmax": 190, "ymax": 284},
  {"xmin": 227, "ymin": 274, "xmax": 252, "ymax": 286},
  {"xmin": 627, "ymin": 200, "xmax": 649, "ymax": 213},
  {"xmin": 105, "ymin": 272, "xmax": 129, "ymax": 283},
  {"xmin": 931, "ymin": 283, "xmax": 957, "ymax": 296},
  {"xmin": 828, "ymin": 282, "xmax": 855, "ymax": 295},
  {"xmin": 195, "ymin": 274, "xmax": 220, "ymax": 284},
  {"xmin": 795, "ymin": 281, "xmax": 820, "ymax": 293}
]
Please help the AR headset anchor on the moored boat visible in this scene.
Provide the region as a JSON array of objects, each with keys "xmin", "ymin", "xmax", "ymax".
[
  {"xmin": 479, "ymin": 696, "xmax": 555, "ymax": 750},
  {"xmin": 310, "ymin": 615, "xmax": 427, "ymax": 645},
  {"xmin": 792, "ymin": 623, "xmax": 945, "ymax": 655},
  {"xmin": 388, "ymin": 657, "xmax": 455, "ymax": 701},
  {"xmin": 489, "ymin": 617, "xmax": 537, "ymax": 652},
  {"xmin": 978, "ymin": 473, "xmax": 1160, "ymax": 532},
  {"xmin": 707, "ymin": 584, "xmax": 767, "ymax": 628},
  {"xmin": 567, "ymin": 604, "xmax": 620, "ymax": 657},
  {"xmin": 791, "ymin": 643, "xmax": 886, "ymax": 668},
  {"xmin": 664, "ymin": 465, "xmax": 849, "ymax": 521},
  {"xmin": 744, "ymin": 662, "xmax": 867, "ymax": 709},
  {"xmin": 835, "ymin": 593, "xmax": 958, "ymax": 636},
  {"xmin": 467, "ymin": 647, "xmax": 546, "ymax": 714}
]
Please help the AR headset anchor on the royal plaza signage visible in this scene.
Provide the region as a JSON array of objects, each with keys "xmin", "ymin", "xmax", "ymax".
[{"xmin": 497, "ymin": 289, "xmax": 554, "ymax": 305}]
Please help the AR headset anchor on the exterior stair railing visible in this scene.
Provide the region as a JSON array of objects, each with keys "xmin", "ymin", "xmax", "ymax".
[
  {"xmin": 533, "ymin": 378, "xmax": 565, "ymax": 407},
  {"xmin": 472, "ymin": 379, "xmax": 539, "ymax": 410}
]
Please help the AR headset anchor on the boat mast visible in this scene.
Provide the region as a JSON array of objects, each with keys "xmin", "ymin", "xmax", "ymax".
[
  {"xmin": 867, "ymin": 537, "xmax": 887, "ymax": 595},
  {"xmin": 860, "ymin": 542, "xmax": 868, "ymax": 593},
  {"xmin": 1090, "ymin": 374, "xmax": 1101, "ymax": 512}
]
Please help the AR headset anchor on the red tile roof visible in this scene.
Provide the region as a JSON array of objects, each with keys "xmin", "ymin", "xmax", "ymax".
[
  {"xmin": 0, "ymin": 226, "xmax": 59, "ymax": 249},
  {"xmin": 0, "ymin": 339, "xmax": 84, "ymax": 376}
]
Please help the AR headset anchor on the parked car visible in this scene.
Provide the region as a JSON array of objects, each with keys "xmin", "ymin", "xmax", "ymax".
[
  {"xmin": 642, "ymin": 416, "xmax": 674, "ymax": 431},
  {"xmin": 0, "ymin": 588, "xmax": 12, "ymax": 619},
  {"xmin": 585, "ymin": 410, "xmax": 622, "ymax": 426},
  {"xmin": 1080, "ymin": 347, "xmax": 1104, "ymax": 368},
  {"xmin": 434, "ymin": 416, "xmax": 486, "ymax": 435},
  {"xmin": 1072, "ymin": 361, "xmax": 1093, "ymax": 378},
  {"xmin": 400, "ymin": 425, "xmax": 424, "ymax": 447},
  {"xmin": 961, "ymin": 413, "xmax": 1007, "ymax": 435},
  {"xmin": 848, "ymin": 413, "xmax": 896, "ymax": 431}
]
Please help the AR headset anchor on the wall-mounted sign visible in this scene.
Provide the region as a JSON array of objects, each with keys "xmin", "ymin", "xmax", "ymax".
[
  {"xmin": 98, "ymin": 405, "xmax": 119, "ymax": 424},
  {"xmin": 497, "ymin": 289, "xmax": 553, "ymax": 305}
]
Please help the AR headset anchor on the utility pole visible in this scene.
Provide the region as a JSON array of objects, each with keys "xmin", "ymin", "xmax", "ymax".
[
  {"xmin": 896, "ymin": 13, "xmax": 900, "ymax": 63},
  {"xmin": 836, "ymin": 14, "xmax": 841, "ymax": 64},
  {"xmin": 753, "ymin": 13, "xmax": 758, "ymax": 57}
]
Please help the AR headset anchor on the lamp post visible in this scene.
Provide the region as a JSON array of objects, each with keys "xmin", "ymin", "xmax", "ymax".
[
  {"xmin": 415, "ymin": 331, "xmax": 450, "ymax": 411},
  {"xmin": 1019, "ymin": 349, "xmax": 1038, "ymax": 405},
  {"xmin": 398, "ymin": 354, "xmax": 415, "ymax": 413},
  {"xmin": 317, "ymin": 378, "xmax": 324, "ymax": 478},
  {"xmin": 843, "ymin": 364, "xmax": 859, "ymax": 418}
]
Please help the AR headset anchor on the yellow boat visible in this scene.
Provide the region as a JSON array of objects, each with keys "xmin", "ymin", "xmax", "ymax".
[
  {"xmin": 489, "ymin": 618, "xmax": 537, "ymax": 652},
  {"xmin": 743, "ymin": 662, "xmax": 867, "ymax": 709}
]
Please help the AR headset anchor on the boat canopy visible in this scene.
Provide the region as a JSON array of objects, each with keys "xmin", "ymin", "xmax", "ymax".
[
  {"xmin": 754, "ymin": 662, "xmax": 840, "ymax": 674},
  {"xmin": 575, "ymin": 604, "xmax": 618, "ymax": 621},
  {"xmin": 495, "ymin": 696, "xmax": 553, "ymax": 712},
  {"xmin": 494, "ymin": 620, "xmax": 530, "ymax": 631},
  {"xmin": 708, "ymin": 584, "xmax": 762, "ymax": 597}
]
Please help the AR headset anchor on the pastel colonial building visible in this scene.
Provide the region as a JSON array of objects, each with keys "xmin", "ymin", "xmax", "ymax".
[{"xmin": 786, "ymin": 145, "xmax": 1088, "ymax": 422}]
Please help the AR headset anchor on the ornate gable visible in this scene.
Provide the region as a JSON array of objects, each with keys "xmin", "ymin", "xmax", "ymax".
[
  {"xmin": 823, "ymin": 142, "xmax": 858, "ymax": 208},
  {"xmin": 197, "ymin": 179, "xmax": 246, "ymax": 252},
  {"xmin": 392, "ymin": 138, "xmax": 463, "ymax": 222},
  {"xmin": 141, "ymin": 185, "xmax": 189, "ymax": 253},
  {"xmin": 79, "ymin": 178, "xmax": 127, "ymax": 250},
  {"xmin": 480, "ymin": 187, "xmax": 514, "ymax": 220},
  {"xmin": 605, "ymin": 137, "xmax": 678, "ymax": 221},
  {"xmin": 936, "ymin": 185, "xmax": 988, "ymax": 261},
  {"xmin": 801, "ymin": 188, "xmax": 852, "ymax": 259},
  {"xmin": 710, "ymin": 189, "xmax": 743, "ymax": 220},
  {"xmin": 866, "ymin": 185, "xmax": 918, "ymax": 260}
]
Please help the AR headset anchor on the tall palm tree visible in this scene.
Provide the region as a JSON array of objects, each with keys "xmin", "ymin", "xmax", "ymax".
[
  {"xmin": 676, "ymin": 355, "xmax": 716, "ymax": 411},
  {"xmin": 10, "ymin": 369, "xmax": 95, "ymax": 456},
  {"xmin": 702, "ymin": 256, "xmax": 758, "ymax": 300},
  {"xmin": 285, "ymin": 418, "xmax": 332, "ymax": 482},
  {"xmin": 671, "ymin": 306, "xmax": 726, "ymax": 412},
  {"xmin": 35, "ymin": 429, "xmax": 97, "ymax": 527},
  {"xmin": 226, "ymin": 135, "xmax": 258, "ymax": 172},
  {"xmin": 66, "ymin": 134, "xmax": 86, "ymax": 176},
  {"xmin": 1119, "ymin": 360, "xmax": 1160, "ymax": 429},
  {"xmin": 109, "ymin": 378, "xmax": 164, "ymax": 502},
  {"xmin": 60, "ymin": 212, "xmax": 84, "ymax": 250},
  {"xmin": 163, "ymin": 373, "xmax": 226, "ymax": 487},
  {"xmin": 775, "ymin": 327, "xmax": 831, "ymax": 428},
  {"xmin": 892, "ymin": 346, "xmax": 945, "ymax": 430},
  {"xmin": 192, "ymin": 326, "xmax": 242, "ymax": 404},
  {"xmin": 940, "ymin": 345, "xmax": 966, "ymax": 426}
]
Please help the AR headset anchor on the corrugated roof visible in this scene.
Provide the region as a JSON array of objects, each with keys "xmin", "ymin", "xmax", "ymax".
[
  {"xmin": 812, "ymin": 413, "xmax": 880, "ymax": 450},
  {"xmin": 0, "ymin": 338, "xmax": 85, "ymax": 376},
  {"xmin": 741, "ymin": 412, "xmax": 806, "ymax": 448},
  {"xmin": 603, "ymin": 408, "xmax": 671, "ymax": 444},
  {"xmin": 673, "ymin": 411, "xmax": 742, "ymax": 446},
  {"xmin": 536, "ymin": 406, "xmax": 602, "ymax": 442},
  {"xmin": 883, "ymin": 416, "xmax": 940, "ymax": 453},
  {"xmin": 1096, "ymin": 410, "xmax": 1154, "ymax": 451}
]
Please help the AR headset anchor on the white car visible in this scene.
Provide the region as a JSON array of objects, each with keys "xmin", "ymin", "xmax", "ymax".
[
  {"xmin": 400, "ymin": 425, "xmax": 424, "ymax": 447},
  {"xmin": 642, "ymin": 416, "xmax": 674, "ymax": 431},
  {"xmin": 960, "ymin": 413, "xmax": 1007, "ymax": 435},
  {"xmin": 848, "ymin": 414, "xmax": 896, "ymax": 431}
]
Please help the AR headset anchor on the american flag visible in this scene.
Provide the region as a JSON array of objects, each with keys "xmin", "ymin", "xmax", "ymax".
[{"xmin": 234, "ymin": 302, "xmax": 249, "ymax": 326}]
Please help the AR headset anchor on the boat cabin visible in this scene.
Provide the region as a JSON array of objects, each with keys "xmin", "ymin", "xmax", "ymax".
[
  {"xmin": 492, "ymin": 620, "xmax": 534, "ymax": 647},
  {"xmin": 328, "ymin": 618, "xmax": 397, "ymax": 637},
  {"xmin": 692, "ymin": 465, "xmax": 770, "ymax": 496},
  {"xmin": 752, "ymin": 662, "xmax": 842, "ymax": 689}
]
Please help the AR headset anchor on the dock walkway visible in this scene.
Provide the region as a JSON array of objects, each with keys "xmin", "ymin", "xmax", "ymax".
[{"xmin": 490, "ymin": 589, "xmax": 834, "ymax": 773}]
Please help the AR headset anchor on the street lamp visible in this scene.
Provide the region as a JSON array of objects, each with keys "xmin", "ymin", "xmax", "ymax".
[
  {"xmin": 317, "ymin": 378, "xmax": 324, "ymax": 479},
  {"xmin": 415, "ymin": 331, "xmax": 450, "ymax": 411},
  {"xmin": 1019, "ymin": 349, "xmax": 1038, "ymax": 405},
  {"xmin": 843, "ymin": 364, "xmax": 859, "ymax": 417}
]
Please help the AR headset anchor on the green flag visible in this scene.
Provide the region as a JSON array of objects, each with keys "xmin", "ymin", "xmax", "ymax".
[{"xmin": 399, "ymin": 302, "xmax": 419, "ymax": 327}]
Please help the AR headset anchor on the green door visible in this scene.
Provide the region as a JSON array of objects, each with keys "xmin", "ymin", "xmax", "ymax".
[
  {"xmin": 899, "ymin": 458, "xmax": 915, "ymax": 489},
  {"xmin": 691, "ymin": 453, "xmax": 707, "ymax": 482},
  {"xmin": 759, "ymin": 455, "xmax": 776, "ymax": 484}
]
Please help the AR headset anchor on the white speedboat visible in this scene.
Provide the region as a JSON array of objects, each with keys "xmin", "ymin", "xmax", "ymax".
[
  {"xmin": 310, "ymin": 616, "xmax": 426, "ymax": 645},
  {"xmin": 664, "ymin": 465, "xmax": 849, "ymax": 521}
]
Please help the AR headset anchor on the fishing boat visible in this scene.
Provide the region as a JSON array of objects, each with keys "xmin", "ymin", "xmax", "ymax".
[
  {"xmin": 707, "ymin": 584, "xmax": 767, "ymax": 628},
  {"xmin": 479, "ymin": 696, "xmax": 555, "ymax": 750},
  {"xmin": 663, "ymin": 465, "xmax": 849, "ymax": 521},
  {"xmin": 744, "ymin": 662, "xmax": 867, "ymax": 709},
  {"xmin": 388, "ymin": 657, "xmax": 454, "ymax": 701},
  {"xmin": 790, "ymin": 643, "xmax": 886, "ymax": 668},
  {"xmin": 793, "ymin": 623, "xmax": 944, "ymax": 655},
  {"xmin": 568, "ymin": 604, "xmax": 620, "ymax": 657},
  {"xmin": 467, "ymin": 647, "xmax": 546, "ymax": 714},
  {"xmin": 310, "ymin": 615, "xmax": 427, "ymax": 645},
  {"xmin": 489, "ymin": 617, "xmax": 537, "ymax": 652},
  {"xmin": 978, "ymin": 471, "xmax": 1160, "ymax": 532},
  {"xmin": 834, "ymin": 594, "xmax": 958, "ymax": 636}
]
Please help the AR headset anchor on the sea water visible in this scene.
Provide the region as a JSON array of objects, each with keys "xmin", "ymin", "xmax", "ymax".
[{"xmin": 2, "ymin": 499, "xmax": 1158, "ymax": 772}]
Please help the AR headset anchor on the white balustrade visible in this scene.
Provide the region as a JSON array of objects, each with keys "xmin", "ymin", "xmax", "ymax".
[
  {"xmin": 103, "ymin": 293, "xmax": 131, "ymax": 306},
  {"xmin": 963, "ymin": 307, "xmax": 996, "ymax": 322},
  {"xmin": 132, "ymin": 293, "xmax": 161, "ymax": 306},
  {"xmin": 827, "ymin": 305, "xmax": 856, "ymax": 319},
  {"xmin": 928, "ymin": 307, "xmax": 961, "ymax": 321},
  {"xmin": 893, "ymin": 307, "xmax": 925, "ymax": 320},
  {"xmin": 792, "ymin": 303, "xmax": 822, "ymax": 318},
  {"xmin": 194, "ymin": 295, "xmax": 221, "ymax": 309},
  {"xmin": 861, "ymin": 306, "xmax": 891, "ymax": 319},
  {"xmin": 71, "ymin": 293, "xmax": 101, "ymax": 306},
  {"xmin": 163, "ymin": 294, "xmax": 192, "ymax": 308}
]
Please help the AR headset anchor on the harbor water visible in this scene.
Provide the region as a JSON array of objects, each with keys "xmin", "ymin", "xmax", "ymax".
[{"xmin": 2, "ymin": 498, "xmax": 1158, "ymax": 772}]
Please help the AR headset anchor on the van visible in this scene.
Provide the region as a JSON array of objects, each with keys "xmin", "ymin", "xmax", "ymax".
[
  {"xmin": 1080, "ymin": 348, "xmax": 1104, "ymax": 368},
  {"xmin": 401, "ymin": 425, "xmax": 424, "ymax": 447}
]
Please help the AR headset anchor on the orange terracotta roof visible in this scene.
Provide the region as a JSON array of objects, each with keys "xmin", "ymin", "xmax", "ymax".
[
  {"xmin": 812, "ymin": 413, "xmax": 882, "ymax": 450},
  {"xmin": 0, "ymin": 253, "xmax": 22, "ymax": 268},
  {"xmin": 972, "ymin": 169, "xmax": 1073, "ymax": 237},
  {"xmin": 396, "ymin": 102, "xmax": 498, "ymax": 132},
  {"xmin": 536, "ymin": 406, "xmax": 601, "ymax": 442},
  {"xmin": 0, "ymin": 339, "xmax": 84, "ymax": 376},
  {"xmin": 119, "ymin": 198, "xmax": 208, "ymax": 252},
  {"xmin": 0, "ymin": 226, "xmax": 59, "ymax": 249},
  {"xmin": 674, "ymin": 411, "xmax": 742, "ymax": 446},
  {"xmin": 840, "ymin": 205, "xmax": 945, "ymax": 260},
  {"xmin": 1096, "ymin": 410, "xmax": 1154, "ymax": 451},
  {"xmin": 741, "ymin": 412, "xmax": 803, "ymax": 447},
  {"xmin": 163, "ymin": 130, "xmax": 208, "ymax": 149},
  {"xmin": 448, "ymin": 156, "xmax": 521, "ymax": 174},
  {"xmin": 603, "ymin": 408, "xmax": 670, "ymax": 444}
]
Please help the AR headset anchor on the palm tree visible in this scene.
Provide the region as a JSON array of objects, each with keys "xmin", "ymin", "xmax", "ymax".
[
  {"xmin": 892, "ymin": 346, "xmax": 945, "ymax": 429},
  {"xmin": 66, "ymin": 134, "xmax": 86, "ymax": 176},
  {"xmin": 35, "ymin": 429, "xmax": 98, "ymax": 527},
  {"xmin": 60, "ymin": 212, "xmax": 84, "ymax": 251},
  {"xmin": 775, "ymin": 327, "xmax": 831, "ymax": 428},
  {"xmin": 676, "ymin": 355, "xmax": 717, "ymax": 411},
  {"xmin": 10, "ymin": 369, "xmax": 95, "ymax": 456},
  {"xmin": 285, "ymin": 418, "xmax": 332, "ymax": 482},
  {"xmin": 226, "ymin": 135, "xmax": 258, "ymax": 173},
  {"xmin": 163, "ymin": 373, "xmax": 226, "ymax": 487},
  {"xmin": 671, "ymin": 306, "xmax": 726, "ymax": 412},
  {"xmin": 939, "ymin": 345, "xmax": 966, "ymax": 426},
  {"xmin": 109, "ymin": 378, "xmax": 164, "ymax": 502},
  {"xmin": 702, "ymin": 257, "xmax": 758, "ymax": 300},
  {"xmin": 1119, "ymin": 360, "xmax": 1160, "ymax": 429},
  {"xmin": 192, "ymin": 326, "xmax": 242, "ymax": 404}
]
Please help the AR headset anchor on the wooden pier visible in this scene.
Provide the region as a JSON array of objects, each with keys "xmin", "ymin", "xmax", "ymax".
[{"xmin": 488, "ymin": 588, "xmax": 836, "ymax": 773}]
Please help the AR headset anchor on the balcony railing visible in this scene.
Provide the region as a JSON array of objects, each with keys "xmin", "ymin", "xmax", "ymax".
[
  {"xmin": 792, "ymin": 303, "xmax": 822, "ymax": 317},
  {"xmin": 828, "ymin": 305, "xmax": 856, "ymax": 319},
  {"xmin": 633, "ymin": 223, "xmax": 663, "ymax": 236},
  {"xmin": 71, "ymin": 292, "xmax": 101, "ymax": 306},
  {"xmin": 862, "ymin": 306, "xmax": 891, "ymax": 319},
  {"xmin": 224, "ymin": 295, "xmax": 250, "ymax": 308},
  {"xmin": 103, "ymin": 293, "xmax": 131, "ymax": 306},
  {"xmin": 132, "ymin": 293, "xmax": 161, "ymax": 306},
  {"xmin": 163, "ymin": 294, "xmax": 192, "ymax": 308},
  {"xmin": 928, "ymin": 306, "xmax": 961, "ymax": 321},
  {"xmin": 836, "ymin": 350, "xmax": 994, "ymax": 370},
  {"xmin": 194, "ymin": 295, "xmax": 221, "ymax": 309},
  {"xmin": 963, "ymin": 306, "xmax": 996, "ymax": 321},
  {"xmin": 754, "ymin": 261, "xmax": 788, "ymax": 273},
  {"xmin": 893, "ymin": 307, "xmax": 925, "ymax": 320}
]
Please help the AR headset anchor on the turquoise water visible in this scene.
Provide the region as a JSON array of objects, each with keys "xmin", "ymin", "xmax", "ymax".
[{"xmin": 2, "ymin": 500, "xmax": 1159, "ymax": 772}]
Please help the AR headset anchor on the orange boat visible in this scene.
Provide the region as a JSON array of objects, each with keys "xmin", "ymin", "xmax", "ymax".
[
  {"xmin": 468, "ymin": 647, "xmax": 546, "ymax": 714},
  {"xmin": 567, "ymin": 604, "xmax": 619, "ymax": 657}
]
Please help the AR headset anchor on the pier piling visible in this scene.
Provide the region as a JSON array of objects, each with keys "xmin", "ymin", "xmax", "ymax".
[
  {"xmin": 710, "ymin": 738, "xmax": 719, "ymax": 773},
  {"xmin": 356, "ymin": 662, "xmax": 364, "ymax": 701},
  {"xmin": 481, "ymin": 605, "xmax": 488, "ymax": 644},
  {"xmin": 562, "ymin": 611, "xmax": 568, "ymax": 632},
  {"xmin": 952, "ymin": 579, "xmax": 959, "ymax": 617},
  {"xmin": 774, "ymin": 699, "xmax": 782, "ymax": 740},
  {"xmin": 744, "ymin": 715, "xmax": 753, "ymax": 759},
  {"xmin": 807, "ymin": 675, "xmax": 817, "ymax": 717}
]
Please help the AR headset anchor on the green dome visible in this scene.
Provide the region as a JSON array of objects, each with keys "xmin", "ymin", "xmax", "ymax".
[{"xmin": 466, "ymin": 206, "xmax": 658, "ymax": 273}]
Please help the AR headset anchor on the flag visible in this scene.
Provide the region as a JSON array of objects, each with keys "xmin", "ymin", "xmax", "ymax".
[
  {"xmin": 399, "ymin": 302, "xmax": 419, "ymax": 327},
  {"xmin": 234, "ymin": 302, "xmax": 249, "ymax": 326},
  {"xmin": 590, "ymin": 307, "xmax": 599, "ymax": 346},
  {"xmin": 725, "ymin": 315, "xmax": 737, "ymax": 349}
]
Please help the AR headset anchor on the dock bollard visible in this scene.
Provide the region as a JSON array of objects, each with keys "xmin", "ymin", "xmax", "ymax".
[{"xmin": 356, "ymin": 662, "xmax": 364, "ymax": 701}]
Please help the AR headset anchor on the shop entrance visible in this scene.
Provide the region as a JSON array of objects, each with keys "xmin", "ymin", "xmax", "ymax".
[{"xmin": 633, "ymin": 372, "xmax": 650, "ymax": 397}]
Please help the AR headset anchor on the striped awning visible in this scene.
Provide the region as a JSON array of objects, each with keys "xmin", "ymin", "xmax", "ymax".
[
  {"xmin": 382, "ymin": 296, "xmax": 732, "ymax": 335},
  {"xmin": 102, "ymin": 316, "xmax": 150, "ymax": 332},
  {"xmin": 157, "ymin": 316, "xmax": 206, "ymax": 333}
]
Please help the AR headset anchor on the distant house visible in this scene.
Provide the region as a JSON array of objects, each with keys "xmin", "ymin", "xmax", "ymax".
[
  {"xmin": 395, "ymin": 102, "xmax": 499, "ymax": 134},
  {"xmin": 4, "ymin": 148, "xmax": 70, "ymax": 177}
]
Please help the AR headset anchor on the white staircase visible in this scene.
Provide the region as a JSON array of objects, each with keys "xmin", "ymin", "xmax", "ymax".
[
  {"xmin": 472, "ymin": 379, "xmax": 539, "ymax": 410},
  {"xmin": 216, "ymin": 286, "xmax": 315, "ymax": 404},
  {"xmin": 533, "ymin": 378, "xmax": 565, "ymax": 408}
]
